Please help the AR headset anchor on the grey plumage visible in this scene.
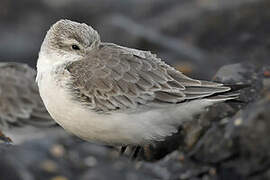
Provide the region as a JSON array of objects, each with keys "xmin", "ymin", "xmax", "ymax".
[
  {"xmin": 0, "ymin": 62, "xmax": 54, "ymax": 130},
  {"xmin": 65, "ymin": 43, "xmax": 234, "ymax": 113}
]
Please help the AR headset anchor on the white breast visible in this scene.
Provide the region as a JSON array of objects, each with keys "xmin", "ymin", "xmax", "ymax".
[
  {"xmin": 37, "ymin": 68, "xmax": 116, "ymax": 144},
  {"xmin": 37, "ymin": 60, "xmax": 143, "ymax": 145},
  {"xmin": 36, "ymin": 56, "xmax": 214, "ymax": 146}
]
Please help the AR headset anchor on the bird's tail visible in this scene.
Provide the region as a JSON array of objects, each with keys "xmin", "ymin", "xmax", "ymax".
[{"xmin": 205, "ymin": 84, "xmax": 249, "ymax": 102}]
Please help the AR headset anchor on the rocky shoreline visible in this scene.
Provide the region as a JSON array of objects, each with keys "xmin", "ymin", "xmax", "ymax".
[
  {"xmin": 1, "ymin": 62, "xmax": 269, "ymax": 180},
  {"xmin": 0, "ymin": 0, "xmax": 270, "ymax": 179}
]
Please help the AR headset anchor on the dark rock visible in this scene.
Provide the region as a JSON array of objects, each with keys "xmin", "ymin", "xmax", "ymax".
[
  {"xmin": 187, "ymin": 63, "xmax": 270, "ymax": 179},
  {"xmin": 0, "ymin": 133, "xmax": 215, "ymax": 180},
  {"xmin": 222, "ymin": 99, "xmax": 270, "ymax": 177}
]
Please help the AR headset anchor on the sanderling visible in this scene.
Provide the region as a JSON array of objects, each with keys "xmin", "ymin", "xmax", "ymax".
[{"xmin": 36, "ymin": 20, "xmax": 238, "ymax": 155}]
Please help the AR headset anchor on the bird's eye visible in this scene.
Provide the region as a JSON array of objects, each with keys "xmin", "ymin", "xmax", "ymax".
[{"xmin": 72, "ymin": 45, "xmax": 80, "ymax": 50}]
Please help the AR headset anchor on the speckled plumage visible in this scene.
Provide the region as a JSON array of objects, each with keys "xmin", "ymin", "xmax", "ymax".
[
  {"xmin": 36, "ymin": 19, "xmax": 238, "ymax": 145},
  {"xmin": 66, "ymin": 43, "xmax": 232, "ymax": 113}
]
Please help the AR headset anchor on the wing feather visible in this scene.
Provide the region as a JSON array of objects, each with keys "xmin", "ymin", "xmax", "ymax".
[{"xmin": 66, "ymin": 44, "xmax": 231, "ymax": 112}]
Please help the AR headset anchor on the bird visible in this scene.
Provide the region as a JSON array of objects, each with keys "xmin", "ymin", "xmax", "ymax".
[
  {"xmin": 36, "ymin": 19, "xmax": 239, "ymax": 157},
  {"xmin": 0, "ymin": 62, "xmax": 55, "ymax": 143}
]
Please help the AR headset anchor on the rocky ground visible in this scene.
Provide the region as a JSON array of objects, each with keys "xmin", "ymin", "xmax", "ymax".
[
  {"xmin": 1, "ymin": 63, "xmax": 269, "ymax": 180},
  {"xmin": 0, "ymin": 0, "xmax": 270, "ymax": 180}
]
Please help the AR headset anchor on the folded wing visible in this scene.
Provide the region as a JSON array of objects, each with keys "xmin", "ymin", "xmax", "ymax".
[{"xmin": 66, "ymin": 44, "xmax": 233, "ymax": 112}]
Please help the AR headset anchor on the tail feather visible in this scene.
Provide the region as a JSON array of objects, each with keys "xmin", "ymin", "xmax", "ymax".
[
  {"xmin": 206, "ymin": 93, "xmax": 239, "ymax": 101},
  {"xmin": 205, "ymin": 83, "xmax": 249, "ymax": 102}
]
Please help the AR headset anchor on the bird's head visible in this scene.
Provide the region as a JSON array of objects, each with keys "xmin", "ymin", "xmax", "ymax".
[{"xmin": 38, "ymin": 19, "xmax": 100, "ymax": 67}]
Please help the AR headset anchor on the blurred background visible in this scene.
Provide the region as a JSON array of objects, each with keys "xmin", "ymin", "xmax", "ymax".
[
  {"xmin": 1, "ymin": 0, "xmax": 269, "ymax": 79},
  {"xmin": 1, "ymin": 0, "xmax": 270, "ymax": 180}
]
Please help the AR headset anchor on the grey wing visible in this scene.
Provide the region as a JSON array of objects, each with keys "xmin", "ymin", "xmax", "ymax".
[
  {"xmin": 0, "ymin": 62, "xmax": 55, "ymax": 129},
  {"xmin": 66, "ymin": 44, "xmax": 234, "ymax": 112}
]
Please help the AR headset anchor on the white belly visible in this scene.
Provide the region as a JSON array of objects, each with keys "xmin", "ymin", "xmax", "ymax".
[
  {"xmin": 37, "ymin": 68, "xmax": 213, "ymax": 146},
  {"xmin": 37, "ymin": 70, "xmax": 167, "ymax": 145},
  {"xmin": 37, "ymin": 72, "xmax": 132, "ymax": 145}
]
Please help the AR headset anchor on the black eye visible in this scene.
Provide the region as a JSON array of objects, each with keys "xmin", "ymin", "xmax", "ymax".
[{"xmin": 72, "ymin": 45, "xmax": 80, "ymax": 50}]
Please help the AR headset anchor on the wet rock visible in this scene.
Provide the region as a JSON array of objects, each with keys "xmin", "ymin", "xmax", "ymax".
[
  {"xmin": 0, "ymin": 131, "xmax": 172, "ymax": 180},
  {"xmin": 187, "ymin": 63, "xmax": 270, "ymax": 179},
  {"xmin": 0, "ymin": 132, "xmax": 216, "ymax": 180},
  {"xmin": 222, "ymin": 99, "xmax": 270, "ymax": 177}
]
